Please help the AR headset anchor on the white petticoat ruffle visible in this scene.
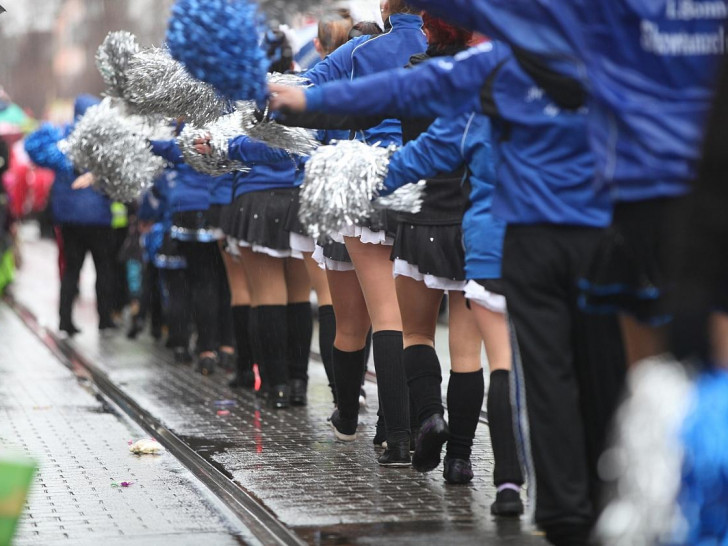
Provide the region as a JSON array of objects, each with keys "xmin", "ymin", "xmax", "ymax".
[
  {"xmin": 392, "ymin": 259, "xmax": 467, "ymax": 292},
  {"xmin": 464, "ymin": 279, "xmax": 507, "ymax": 314}
]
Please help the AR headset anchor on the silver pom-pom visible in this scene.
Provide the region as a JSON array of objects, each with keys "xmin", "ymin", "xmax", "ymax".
[
  {"xmin": 236, "ymin": 100, "xmax": 319, "ymax": 156},
  {"xmin": 62, "ymin": 99, "xmax": 166, "ymax": 202},
  {"xmin": 124, "ymin": 48, "xmax": 230, "ymax": 126},
  {"xmin": 96, "ymin": 31, "xmax": 141, "ymax": 100},
  {"xmin": 298, "ymin": 140, "xmax": 400, "ymax": 239},
  {"xmin": 178, "ymin": 112, "xmax": 250, "ymax": 176},
  {"xmin": 595, "ymin": 357, "xmax": 693, "ymax": 546},
  {"xmin": 373, "ymin": 181, "xmax": 425, "ymax": 213},
  {"xmin": 267, "ymin": 72, "xmax": 312, "ymax": 88}
]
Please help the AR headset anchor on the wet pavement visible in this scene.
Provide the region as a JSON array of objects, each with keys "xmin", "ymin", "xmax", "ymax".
[
  {"xmin": 0, "ymin": 304, "xmax": 255, "ymax": 546},
  {"xmin": 6, "ymin": 226, "xmax": 549, "ymax": 545}
]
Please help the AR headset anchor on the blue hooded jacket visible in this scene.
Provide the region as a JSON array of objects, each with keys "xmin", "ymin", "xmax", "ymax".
[
  {"xmin": 24, "ymin": 95, "xmax": 112, "ymax": 226},
  {"xmin": 386, "ymin": 112, "xmax": 504, "ymax": 279},
  {"xmin": 302, "ymin": 13, "xmax": 427, "ymax": 146},
  {"xmin": 306, "ymin": 41, "xmax": 612, "ymax": 227},
  {"xmin": 404, "ymin": 0, "xmax": 726, "ymax": 202}
]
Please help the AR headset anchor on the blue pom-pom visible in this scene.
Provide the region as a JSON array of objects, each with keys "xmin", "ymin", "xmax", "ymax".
[
  {"xmin": 24, "ymin": 123, "xmax": 74, "ymax": 174},
  {"xmin": 679, "ymin": 369, "xmax": 728, "ymax": 544},
  {"xmin": 166, "ymin": 0, "xmax": 269, "ymax": 103}
]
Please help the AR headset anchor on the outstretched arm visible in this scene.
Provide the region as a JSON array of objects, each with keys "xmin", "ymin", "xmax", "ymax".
[
  {"xmin": 149, "ymin": 139, "xmax": 184, "ymax": 165},
  {"xmin": 227, "ymin": 135, "xmax": 293, "ymax": 164},
  {"xmin": 271, "ymin": 42, "xmax": 511, "ymax": 121},
  {"xmin": 383, "ymin": 114, "xmax": 471, "ymax": 194}
]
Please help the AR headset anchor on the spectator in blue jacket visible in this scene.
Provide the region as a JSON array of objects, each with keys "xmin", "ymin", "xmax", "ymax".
[{"xmin": 25, "ymin": 94, "xmax": 116, "ymax": 335}]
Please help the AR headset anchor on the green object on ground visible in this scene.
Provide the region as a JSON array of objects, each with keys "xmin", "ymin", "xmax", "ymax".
[
  {"xmin": 0, "ymin": 249, "xmax": 14, "ymax": 295},
  {"xmin": 0, "ymin": 454, "xmax": 36, "ymax": 546}
]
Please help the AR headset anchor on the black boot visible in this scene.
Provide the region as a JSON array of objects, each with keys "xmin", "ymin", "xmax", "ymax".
[
  {"xmin": 412, "ymin": 413, "xmax": 449, "ymax": 472},
  {"xmin": 290, "ymin": 378, "xmax": 308, "ymax": 406},
  {"xmin": 377, "ymin": 439, "xmax": 411, "ymax": 467}
]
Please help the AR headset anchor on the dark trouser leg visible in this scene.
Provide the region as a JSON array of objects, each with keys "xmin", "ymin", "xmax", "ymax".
[
  {"xmin": 287, "ymin": 302, "xmax": 313, "ymax": 381},
  {"xmin": 87, "ymin": 226, "xmax": 116, "ymax": 327},
  {"xmin": 502, "ymin": 225, "xmax": 593, "ymax": 541},
  {"xmin": 59, "ymin": 225, "xmax": 87, "ymax": 329},
  {"xmin": 487, "ymin": 370, "xmax": 524, "ymax": 486},
  {"xmin": 403, "ymin": 345, "xmax": 443, "ymax": 423},
  {"xmin": 372, "ymin": 330, "xmax": 409, "ymax": 445},
  {"xmin": 318, "ymin": 304, "xmax": 337, "ymax": 403},
  {"xmin": 180, "ymin": 241, "xmax": 221, "ymax": 354},
  {"xmin": 164, "ymin": 268, "xmax": 190, "ymax": 349},
  {"xmin": 446, "ymin": 369, "xmax": 484, "ymax": 461}
]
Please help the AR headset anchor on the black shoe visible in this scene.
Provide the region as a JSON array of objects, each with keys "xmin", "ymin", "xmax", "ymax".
[
  {"xmin": 229, "ymin": 369, "xmax": 255, "ymax": 389},
  {"xmin": 218, "ymin": 351, "xmax": 236, "ymax": 371},
  {"xmin": 490, "ymin": 488, "xmax": 524, "ymax": 517},
  {"xmin": 443, "ymin": 456, "xmax": 474, "ymax": 485},
  {"xmin": 59, "ymin": 322, "xmax": 81, "ymax": 336},
  {"xmin": 173, "ymin": 347, "xmax": 193, "ymax": 365},
  {"xmin": 290, "ymin": 378, "xmax": 308, "ymax": 406},
  {"xmin": 328, "ymin": 409, "xmax": 357, "ymax": 441},
  {"xmin": 197, "ymin": 355, "xmax": 217, "ymax": 376},
  {"xmin": 373, "ymin": 415, "xmax": 387, "ymax": 449},
  {"xmin": 412, "ymin": 414, "xmax": 449, "ymax": 473},
  {"xmin": 269, "ymin": 384, "xmax": 290, "ymax": 409},
  {"xmin": 377, "ymin": 440, "xmax": 411, "ymax": 467},
  {"xmin": 126, "ymin": 316, "xmax": 144, "ymax": 339}
]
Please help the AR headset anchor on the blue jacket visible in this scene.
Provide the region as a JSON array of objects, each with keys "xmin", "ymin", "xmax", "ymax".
[
  {"xmin": 306, "ymin": 41, "xmax": 611, "ymax": 227},
  {"xmin": 25, "ymin": 108, "xmax": 113, "ymax": 226},
  {"xmin": 386, "ymin": 112, "xmax": 504, "ymax": 279},
  {"xmin": 406, "ymin": 0, "xmax": 726, "ymax": 202},
  {"xmin": 227, "ymin": 135, "xmax": 299, "ymax": 198},
  {"xmin": 150, "ymin": 139, "xmax": 218, "ymax": 213},
  {"xmin": 303, "ymin": 13, "xmax": 427, "ymax": 146}
]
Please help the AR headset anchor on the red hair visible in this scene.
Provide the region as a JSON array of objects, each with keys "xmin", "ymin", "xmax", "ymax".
[{"xmin": 422, "ymin": 12, "xmax": 473, "ymax": 49}]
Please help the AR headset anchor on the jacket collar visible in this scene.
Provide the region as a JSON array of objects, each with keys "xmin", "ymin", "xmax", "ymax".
[{"xmin": 387, "ymin": 13, "xmax": 424, "ymax": 31}]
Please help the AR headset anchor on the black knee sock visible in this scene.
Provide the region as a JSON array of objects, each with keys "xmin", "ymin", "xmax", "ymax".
[
  {"xmin": 255, "ymin": 305, "xmax": 289, "ymax": 389},
  {"xmin": 362, "ymin": 328, "xmax": 373, "ymax": 385},
  {"xmin": 446, "ymin": 369, "xmax": 484, "ymax": 461},
  {"xmin": 287, "ymin": 302, "xmax": 313, "ymax": 381},
  {"xmin": 333, "ymin": 346, "xmax": 366, "ymax": 420},
  {"xmin": 372, "ymin": 330, "xmax": 409, "ymax": 444},
  {"xmin": 318, "ymin": 305, "xmax": 337, "ymax": 403},
  {"xmin": 488, "ymin": 370, "xmax": 524, "ymax": 486},
  {"xmin": 403, "ymin": 345, "xmax": 443, "ymax": 424},
  {"xmin": 232, "ymin": 305, "xmax": 252, "ymax": 374}
]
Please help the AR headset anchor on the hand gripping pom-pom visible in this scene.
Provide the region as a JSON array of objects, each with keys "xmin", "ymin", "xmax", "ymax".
[
  {"xmin": 124, "ymin": 48, "xmax": 230, "ymax": 126},
  {"xmin": 166, "ymin": 0, "xmax": 269, "ymax": 103},
  {"xmin": 178, "ymin": 112, "xmax": 250, "ymax": 176},
  {"xmin": 237, "ymin": 101, "xmax": 319, "ymax": 156},
  {"xmin": 298, "ymin": 140, "xmax": 424, "ymax": 239},
  {"xmin": 96, "ymin": 31, "xmax": 141, "ymax": 100},
  {"xmin": 62, "ymin": 99, "xmax": 166, "ymax": 202}
]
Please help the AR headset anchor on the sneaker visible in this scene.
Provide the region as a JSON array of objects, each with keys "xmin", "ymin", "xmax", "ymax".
[
  {"xmin": 290, "ymin": 378, "xmax": 308, "ymax": 406},
  {"xmin": 269, "ymin": 384, "xmax": 290, "ymax": 409},
  {"xmin": 173, "ymin": 347, "xmax": 193, "ymax": 365},
  {"xmin": 359, "ymin": 388, "xmax": 367, "ymax": 409},
  {"xmin": 197, "ymin": 355, "xmax": 217, "ymax": 376},
  {"xmin": 443, "ymin": 456, "xmax": 474, "ymax": 485},
  {"xmin": 328, "ymin": 409, "xmax": 357, "ymax": 441},
  {"xmin": 490, "ymin": 488, "xmax": 524, "ymax": 517},
  {"xmin": 377, "ymin": 440, "xmax": 411, "ymax": 467},
  {"xmin": 218, "ymin": 351, "xmax": 236, "ymax": 372},
  {"xmin": 412, "ymin": 414, "xmax": 449, "ymax": 473},
  {"xmin": 229, "ymin": 369, "xmax": 255, "ymax": 389}
]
